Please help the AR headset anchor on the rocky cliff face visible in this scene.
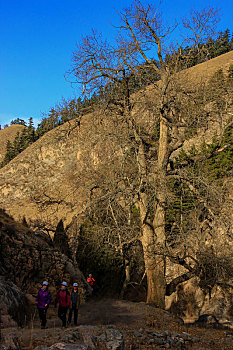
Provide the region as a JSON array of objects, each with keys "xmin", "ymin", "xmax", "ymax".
[
  {"xmin": 0, "ymin": 110, "xmax": 125, "ymax": 234},
  {"xmin": 0, "ymin": 118, "xmax": 88, "ymax": 228},
  {"xmin": 0, "ymin": 209, "xmax": 84, "ymax": 327},
  {"xmin": 0, "ymin": 209, "xmax": 83, "ymax": 291}
]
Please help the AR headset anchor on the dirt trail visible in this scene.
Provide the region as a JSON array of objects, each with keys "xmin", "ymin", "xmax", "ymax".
[{"xmin": 2, "ymin": 299, "xmax": 232, "ymax": 350}]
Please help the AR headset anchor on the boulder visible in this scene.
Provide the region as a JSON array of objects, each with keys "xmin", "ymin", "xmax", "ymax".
[
  {"xmin": 99, "ymin": 328, "xmax": 125, "ymax": 350},
  {"xmin": 195, "ymin": 314, "xmax": 219, "ymax": 325},
  {"xmin": 0, "ymin": 276, "xmax": 32, "ymax": 327},
  {"xmin": 82, "ymin": 334, "xmax": 97, "ymax": 350},
  {"xmin": 166, "ymin": 277, "xmax": 233, "ymax": 322}
]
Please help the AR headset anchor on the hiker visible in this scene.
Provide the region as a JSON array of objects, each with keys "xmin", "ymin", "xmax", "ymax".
[
  {"xmin": 68, "ymin": 283, "xmax": 81, "ymax": 326},
  {"xmin": 87, "ymin": 274, "xmax": 95, "ymax": 287},
  {"xmin": 36, "ymin": 281, "xmax": 51, "ymax": 329},
  {"xmin": 55, "ymin": 281, "xmax": 70, "ymax": 327}
]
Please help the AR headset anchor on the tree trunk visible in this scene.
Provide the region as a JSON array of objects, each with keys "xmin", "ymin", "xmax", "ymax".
[
  {"xmin": 129, "ymin": 108, "xmax": 167, "ymax": 308},
  {"xmin": 120, "ymin": 259, "xmax": 131, "ymax": 298},
  {"xmin": 136, "ymin": 136, "xmax": 166, "ymax": 308},
  {"xmin": 150, "ymin": 115, "xmax": 169, "ymax": 307},
  {"xmin": 146, "ymin": 261, "xmax": 166, "ymax": 307},
  {"xmin": 140, "ymin": 223, "xmax": 166, "ymax": 308}
]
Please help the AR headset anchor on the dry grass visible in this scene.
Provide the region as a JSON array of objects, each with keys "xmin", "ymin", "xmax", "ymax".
[{"xmin": 182, "ymin": 50, "xmax": 233, "ymax": 84}]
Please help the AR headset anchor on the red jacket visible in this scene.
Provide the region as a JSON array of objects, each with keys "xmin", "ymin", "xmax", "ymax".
[
  {"xmin": 87, "ymin": 277, "xmax": 95, "ymax": 286},
  {"xmin": 55, "ymin": 289, "xmax": 70, "ymax": 307}
]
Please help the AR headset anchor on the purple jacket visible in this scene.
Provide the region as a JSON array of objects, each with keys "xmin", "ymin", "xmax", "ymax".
[{"xmin": 36, "ymin": 288, "xmax": 51, "ymax": 309}]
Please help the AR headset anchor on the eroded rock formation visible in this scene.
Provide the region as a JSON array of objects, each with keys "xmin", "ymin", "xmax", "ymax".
[{"xmin": 0, "ymin": 209, "xmax": 84, "ymax": 327}]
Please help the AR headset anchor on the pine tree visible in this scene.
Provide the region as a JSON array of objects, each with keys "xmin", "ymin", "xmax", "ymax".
[
  {"xmin": 19, "ymin": 128, "xmax": 28, "ymax": 151},
  {"xmin": 13, "ymin": 132, "xmax": 21, "ymax": 155},
  {"xmin": 36, "ymin": 110, "xmax": 59, "ymax": 138},
  {"xmin": 230, "ymin": 33, "xmax": 233, "ymax": 50},
  {"xmin": 4, "ymin": 140, "xmax": 15, "ymax": 163},
  {"xmin": 214, "ymin": 30, "xmax": 231, "ymax": 57},
  {"xmin": 27, "ymin": 117, "xmax": 37, "ymax": 144},
  {"xmin": 10, "ymin": 118, "xmax": 26, "ymax": 126}
]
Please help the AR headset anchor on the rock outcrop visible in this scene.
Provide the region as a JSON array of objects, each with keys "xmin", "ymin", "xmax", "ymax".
[
  {"xmin": 0, "ymin": 115, "xmax": 101, "ymax": 230},
  {"xmin": 0, "ymin": 276, "xmax": 32, "ymax": 327},
  {"xmin": 0, "ymin": 209, "xmax": 84, "ymax": 327},
  {"xmin": 0, "ymin": 209, "xmax": 83, "ymax": 293},
  {"xmin": 166, "ymin": 277, "xmax": 233, "ymax": 323}
]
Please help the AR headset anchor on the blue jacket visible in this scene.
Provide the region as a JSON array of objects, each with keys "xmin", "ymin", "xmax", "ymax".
[{"xmin": 71, "ymin": 290, "xmax": 80, "ymax": 308}]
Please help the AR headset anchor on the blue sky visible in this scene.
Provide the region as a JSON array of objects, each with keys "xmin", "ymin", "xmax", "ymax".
[{"xmin": 0, "ymin": 0, "xmax": 233, "ymax": 127}]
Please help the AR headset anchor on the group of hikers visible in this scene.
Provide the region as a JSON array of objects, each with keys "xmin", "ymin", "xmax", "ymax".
[{"xmin": 36, "ymin": 274, "xmax": 95, "ymax": 329}]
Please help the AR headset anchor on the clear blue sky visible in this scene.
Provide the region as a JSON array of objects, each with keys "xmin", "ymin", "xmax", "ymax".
[{"xmin": 0, "ymin": 0, "xmax": 233, "ymax": 127}]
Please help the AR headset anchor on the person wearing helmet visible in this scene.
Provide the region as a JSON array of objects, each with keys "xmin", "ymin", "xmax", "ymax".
[
  {"xmin": 68, "ymin": 283, "xmax": 81, "ymax": 326},
  {"xmin": 36, "ymin": 281, "xmax": 51, "ymax": 329},
  {"xmin": 55, "ymin": 282, "xmax": 70, "ymax": 327}
]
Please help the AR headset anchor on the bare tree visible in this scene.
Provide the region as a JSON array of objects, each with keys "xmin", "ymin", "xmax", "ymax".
[{"xmin": 68, "ymin": 1, "xmax": 221, "ymax": 307}]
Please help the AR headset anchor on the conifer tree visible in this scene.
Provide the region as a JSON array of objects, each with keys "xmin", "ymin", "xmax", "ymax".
[
  {"xmin": 4, "ymin": 140, "xmax": 15, "ymax": 163},
  {"xmin": 13, "ymin": 132, "xmax": 21, "ymax": 155},
  {"xmin": 27, "ymin": 117, "xmax": 37, "ymax": 144},
  {"xmin": 214, "ymin": 30, "xmax": 231, "ymax": 56},
  {"xmin": 10, "ymin": 118, "xmax": 26, "ymax": 126}
]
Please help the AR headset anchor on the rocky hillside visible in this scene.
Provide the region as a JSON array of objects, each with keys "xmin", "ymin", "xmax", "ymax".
[
  {"xmin": 0, "ymin": 117, "xmax": 91, "ymax": 229},
  {"xmin": 0, "ymin": 124, "xmax": 26, "ymax": 163},
  {"xmin": 0, "ymin": 51, "xmax": 232, "ymax": 231},
  {"xmin": 0, "ymin": 51, "xmax": 232, "ymax": 324}
]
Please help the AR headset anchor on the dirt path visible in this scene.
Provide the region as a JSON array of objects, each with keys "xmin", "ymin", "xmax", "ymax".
[
  {"xmin": 2, "ymin": 299, "xmax": 232, "ymax": 350},
  {"xmin": 27, "ymin": 298, "xmax": 144, "ymax": 329}
]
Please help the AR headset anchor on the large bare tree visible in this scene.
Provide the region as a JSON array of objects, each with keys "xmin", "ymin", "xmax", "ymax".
[{"xmin": 67, "ymin": 1, "xmax": 222, "ymax": 307}]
